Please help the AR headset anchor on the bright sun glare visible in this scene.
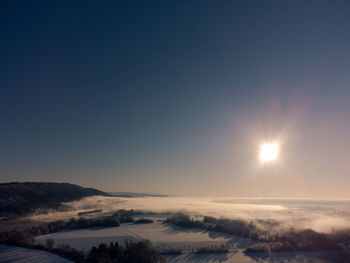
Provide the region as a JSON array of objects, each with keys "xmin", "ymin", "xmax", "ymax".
[{"xmin": 260, "ymin": 142, "xmax": 279, "ymax": 162}]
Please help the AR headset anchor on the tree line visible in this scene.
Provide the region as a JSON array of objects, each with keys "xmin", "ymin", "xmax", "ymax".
[{"xmin": 166, "ymin": 213, "xmax": 342, "ymax": 252}]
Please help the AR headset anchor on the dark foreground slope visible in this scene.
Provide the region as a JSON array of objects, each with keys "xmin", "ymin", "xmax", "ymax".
[{"xmin": 0, "ymin": 182, "xmax": 109, "ymax": 217}]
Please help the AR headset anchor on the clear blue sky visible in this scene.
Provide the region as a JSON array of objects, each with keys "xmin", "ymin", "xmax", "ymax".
[{"xmin": 1, "ymin": 1, "xmax": 350, "ymax": 197}]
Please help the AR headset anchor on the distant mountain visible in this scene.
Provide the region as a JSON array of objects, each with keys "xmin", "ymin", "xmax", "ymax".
[
  {"xmin": 0, "ymin": 182, "xmax": 109, "ymax": 217},
  {"xmin": 108, "ymin": 192, "xmax": 168, "ymax": 198}
]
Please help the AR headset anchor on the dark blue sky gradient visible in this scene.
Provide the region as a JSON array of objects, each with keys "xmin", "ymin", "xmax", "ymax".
[{"xmin": 1, "ymin": 1, "xmax": 350, "ymax": 196}]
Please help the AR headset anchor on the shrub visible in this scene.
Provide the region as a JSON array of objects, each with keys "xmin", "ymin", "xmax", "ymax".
[
  {"xmin": 112, "ymin": 210, "xmax": 134, "ymax": 223},
  {"xmin": 46, "ymin": 238, "xmax": 55, "ymax": 249},
  {"xmin": 86, "ymin": 240, "xmax": 166, "ymax": 263},
  {"xmin": 166, "ymin": 214, "xmax": 203, "ymax": 228},
  {"xmin": 195, "ymin": 243, "xmax": 229, "ymax": 253},
  {"xmin": 244, "ymin": 243, "xmax": 270, "ymax": 253},
  {"xmin": 159, "ymin": 248, "xmax": 182, "ymax": 255},
  {"xmin": 5, "ymin": 230, "xmax": 35, "ymax": 246},
  {"xmin": 134, "ymin": 218, "xmax": 154, "ymax": 224}
]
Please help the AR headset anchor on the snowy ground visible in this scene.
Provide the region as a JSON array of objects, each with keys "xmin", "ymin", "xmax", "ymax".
[
  {"xmin": 36, "ymin": 217, "xmax": 257, "ymax": 252},
  {"xmin": 36, "ymin": 216, "xmax": 347, "ymax": 262},
  {"xmin": 165, "ymin": 251, "xmax": 346, "ymax": 263},
  {"xmin": 0, "ymin": 245, "xmax": 72, "ymax": 263},
  {"xmin": 32, "ymin": 197, "xmax": 350, "ymax": 263}
]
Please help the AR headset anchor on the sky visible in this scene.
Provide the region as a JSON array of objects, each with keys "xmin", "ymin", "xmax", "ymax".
[{"xmin": 1, "ymin": 1, "xmax": 350, "ymax": 198}]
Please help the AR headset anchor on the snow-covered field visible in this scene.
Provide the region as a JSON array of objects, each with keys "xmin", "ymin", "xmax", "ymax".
[
  {"xmin": 166, "ymin": 252, "xmax": 260, "ymax": 263},
  {"xmin": 165, "ymin": 250, "xmax": 345, "ymax": 263},
  {"xmin": 31, "ymin": 197, "xmax": 350, "ymax": 262},
  {"xmin": 37, "ymin": 217, "xmax": 257, "ymax": 251},
  {"xmin": 0, "ymin": 245, "xmax": 72, "ymax": 263},
  {"xmin": 35, "ymin": 217, "xmax": 346, "ymax": 262},
  {"xmin": 36, "ymin": 219, "xmax": 266, "ymax": 262}
]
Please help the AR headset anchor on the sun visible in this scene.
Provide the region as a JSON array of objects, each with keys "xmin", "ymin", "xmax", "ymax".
[{"xmin": 260, "ymin": 142, "xmax": 279, "ymax": 162}]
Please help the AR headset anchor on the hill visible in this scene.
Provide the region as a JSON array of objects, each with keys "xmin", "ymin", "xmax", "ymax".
[{"xmin": 0, "ymin": 182, "xmax": 109, "ymax": 217}]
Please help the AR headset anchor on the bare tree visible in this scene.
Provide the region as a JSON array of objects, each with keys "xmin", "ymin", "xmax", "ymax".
[{"xmin": 46, "ymin": 238, "xmax": 55, "ymax": 250}]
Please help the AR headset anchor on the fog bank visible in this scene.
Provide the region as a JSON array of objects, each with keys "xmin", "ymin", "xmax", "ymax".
[{"xmin": 28, "ymin": 196, "xmax": 350, "ymax": 233}]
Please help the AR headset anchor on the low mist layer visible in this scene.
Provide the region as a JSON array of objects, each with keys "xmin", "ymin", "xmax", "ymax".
[{"xmin": 27, "ymin": 196, "xmax": 350, "ymax": 233}]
